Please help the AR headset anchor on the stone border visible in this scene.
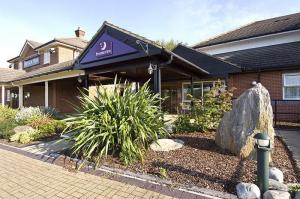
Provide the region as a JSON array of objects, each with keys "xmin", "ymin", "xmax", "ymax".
[
  {"xmin": 0, "ymin": 143, "xmax": 237, "ymax": 199},
  {"xmin": 276, "ymin": 135, "xmax": 300, "ymax": 181}
]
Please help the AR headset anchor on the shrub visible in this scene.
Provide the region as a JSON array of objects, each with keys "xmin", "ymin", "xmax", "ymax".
[
  {"xmin": 15, "ymin": 107, "xmax": 43, "ymax": 123},
  {"xmin": 175, "ymin": 80, "xmax": 234, "ymax": 133},
  {"xmin": 27, "ymin": 115, "xmax": 53, "ymax": 129},
  {"xmin": 64, "ymin": 79, "xmax": 167, "ymax": 166},
  {"xmin": 19, "ymin": 132, "xmax": 33, "ymax": 144},
  {"xmin": 0, "ymin": 106, "xmax": 17, "ymax": 121},
  {"xmin": 40, "ymin": 107, "xmax": 62, "ymax": 119},
  {"xmin": 0, "ymin": 119, "xmax": 17, "ymax": 139}
]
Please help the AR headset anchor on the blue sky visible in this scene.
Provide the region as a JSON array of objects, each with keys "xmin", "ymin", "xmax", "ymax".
[{"xmin": 0, "ymin": 0, "xmax": 299, "ymax": 67}]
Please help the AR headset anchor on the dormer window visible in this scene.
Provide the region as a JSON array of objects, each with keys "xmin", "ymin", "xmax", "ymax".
[{"xmin": 44, "ymin": 51, "xmax": 50, "ymax": 64}]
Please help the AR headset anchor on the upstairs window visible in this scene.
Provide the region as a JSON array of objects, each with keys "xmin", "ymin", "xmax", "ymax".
[
  {"xmin": 24, "ymin": 57, "xmax": 39, "ymax": 68},
  {"xmin": 283, "ymin": 73, "xmax": 300, "ymax": 100},
  {"xmin": 74, "ymin": 50, "xmax": 80, "ymax": 59},
  {"xmin": 44, "ymin": 52, "xmax": 50, "ymax": 64}
]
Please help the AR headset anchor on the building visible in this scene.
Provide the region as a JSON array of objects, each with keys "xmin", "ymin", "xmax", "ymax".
[
  {"xmin": 0, "ymin": 22, "xmax": 239, "ymax": 114},
  {"xmin": 195, "ymin": 12, "xmax": 300, "ymax": 123}
]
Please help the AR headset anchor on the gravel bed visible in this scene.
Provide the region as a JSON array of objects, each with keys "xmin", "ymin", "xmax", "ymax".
[{"xmin": 100, "ymin": 132, "xmax": 299, "ymax": 194}]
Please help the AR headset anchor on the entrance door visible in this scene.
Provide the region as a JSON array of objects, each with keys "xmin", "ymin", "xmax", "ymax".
[{"xmin": 161, "ymin": 88, "xmax": 178, "ymax": 114}]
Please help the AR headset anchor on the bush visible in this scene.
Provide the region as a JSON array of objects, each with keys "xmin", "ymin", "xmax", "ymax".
[
  {"xmin": 175, "ymin": 80, "xmax": 234, "ymax": 133},
  {"xmin": 64, "ymin": 79, "xmax": 167, "ymax": 166},
  {"xmin": 0, "ymin": 119, "xmax": 17, "ymax": 139},
  {"xmin": 19, "ymin": 132, "xmax": 33, "ymax": 144},
  {"xmin": 0, "ymin": 106, "xmax": 17, "ymax": 120},
  {"xmin": 15, "ymin": 107, "xmax": 43, "ymax": 123}
]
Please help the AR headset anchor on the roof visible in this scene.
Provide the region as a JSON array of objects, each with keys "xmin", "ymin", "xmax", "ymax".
[
  {"xmin": 172, "ymin": 44, "xmax": 241, "ymax": 76},
  {"xmin": 12, "ymin": 60, "xmax": 74, "ymax": 82},
  {"xmin": 27, "ymin": 40, "xmax": 42, "ymax": 48},
  {"xmin": 0, "ymin": 68, "xmax": 26, "ymax": 83},
  {"xmin": 194, "ymin": 12, "xmax": 300, "ymax": 48},
  {"xmin": 214, "ymin": 41, "xmax": 300, "ymax": 71},
  {"xmin": 35, "ymin": 37, "xmax": 88, "ymax": 50}
]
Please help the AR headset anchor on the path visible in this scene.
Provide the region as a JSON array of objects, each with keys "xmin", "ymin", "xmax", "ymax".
[
  {"xmin": 0, "ymin": 147, "xmax": 174, "ymax": 199},
  {"xmin": 277, "ymin": 129, "xmax": 300, "ymax": 161}
]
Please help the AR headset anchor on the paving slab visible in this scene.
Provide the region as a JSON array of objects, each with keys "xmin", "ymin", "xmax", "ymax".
[
  {"xmin": 0, "ymin": 147, "xmax": 175, "ymax": 199},
  {"xmin": 21, "ymin": 139, "xmax": 72, "ymax": 155}
]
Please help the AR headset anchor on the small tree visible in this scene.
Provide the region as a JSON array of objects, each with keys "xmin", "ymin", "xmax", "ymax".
[{"xmin": 155, "ymin": 39, "xmax": 183, "ymax": 50}]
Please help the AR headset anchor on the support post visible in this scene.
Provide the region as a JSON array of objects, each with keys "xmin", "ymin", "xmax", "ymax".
[
  {"xmin": 190, "ymin": 76, "xmax": 194, "ymax": 111},
  {"xmin": 153, "ymin": 65, "xmax": 161, "ymax": 108},
  {"xmin": 84, "ymin": 75, "xmax": 89, "ymax": 89},
  {"xmin": 1, "ymin": 85, "xmax": 5, "ymax": 107},
  {"xmin": 18, "ymin": 86, "xmax": 23, "ymax": 108},
  {"xmin": 45, "ymin": 81, "xmax": 49, "ymax": 108}
]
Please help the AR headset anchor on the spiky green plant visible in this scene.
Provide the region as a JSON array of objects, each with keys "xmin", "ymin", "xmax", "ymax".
[{"xmin": 64, "ymin": 78, "xmax": 167, "ymax": 166}]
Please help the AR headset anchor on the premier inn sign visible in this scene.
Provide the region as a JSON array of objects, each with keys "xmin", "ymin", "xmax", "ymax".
[
  {"xmin": 95, "ymin": 41, "xmax": 113, "ymax": 58},
  {"xmin": 80, "ymin": 33, "xmax": 138, "ymax": 64}
]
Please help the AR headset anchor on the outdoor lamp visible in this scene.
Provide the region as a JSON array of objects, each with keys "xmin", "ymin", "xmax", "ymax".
[
  {"xmin": 147, "ymin": 63, "xmax": 157, "ymax": 75},
  {"xmin": 77, "ymin": 76, "xmax": 83, "ymax": 83},
  {"xmin": 254, "ymin": 133, "xmax": 271, "ymax": 195}
]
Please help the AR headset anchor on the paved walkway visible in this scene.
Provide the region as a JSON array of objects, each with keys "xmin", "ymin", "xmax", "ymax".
[
  {"xmin": 277, "ymin": 129, "xmax": 300, "ymax": 161},
  {"xmin": 0, "ymin": 148, "xmax": 174, "ymax": 199}
]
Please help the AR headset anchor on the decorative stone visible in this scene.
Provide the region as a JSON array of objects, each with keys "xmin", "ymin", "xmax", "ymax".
[
  {"xmin": 150, "ymin": 139, "xmax": 184, "ymax": 152},
  {"xmin": 269, "ymin": 167, "xmax": 284, "ymax": 183},
  {"xmin": 216, "ymin": 83, "xmax": 275, "ymax": 159},
  {"xmin": 263, "ymin": 190, "xmax": 291, "ymax": 199},
  {"xmin": 10, "ymin": 126, "xmax": 34, "ymax": 142},
  {"xmin": 269, "ymin": 179, "xmax": 288, "ymax": 191},
  {"xmin": 236, "ymin": 182, "xmax": 260, "ymax": 199}
]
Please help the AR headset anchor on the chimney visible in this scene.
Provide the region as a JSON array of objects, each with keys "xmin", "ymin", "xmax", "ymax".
[{"xmin": 75, "ymin": 27, "xmax": 85, "ymax": 39}]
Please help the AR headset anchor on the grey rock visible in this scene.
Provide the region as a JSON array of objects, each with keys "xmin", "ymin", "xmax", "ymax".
[
  {"xmin": 216, "ymin": 83, "xmax": 275, "ymax": 159},
  {"xmin": 269, "ymin": 167, "xmax": 284, "ymax": 183},
  {"xmin": 263, "ymin": 190, "xmax": 290, "ymax": 199},
  {"xmin": 236, "ymin": 182, "xmax": 260, "ymax": 199},
  {"xmin": 150, "ymin": 139, "xmax": 184, "ymax": 151},
  {"xmin": 269, "ymin": 179, "xmax": 288, "ymax": 191}
]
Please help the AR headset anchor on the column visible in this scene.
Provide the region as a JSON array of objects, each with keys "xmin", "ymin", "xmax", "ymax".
[
  {"xmin": 18, "ymin": 86, "xmax": 23, "ymax": 108},
  {"xmin": 45, "ymin": 81, "xmax": 49, "ymax": 108},
  {"xmin": 1, "ymin": 85, "xmax": 5, "ymax": 107},
  {"xmin": 190, "ymin": 76, "xmax": 194, "ymax": 110}
]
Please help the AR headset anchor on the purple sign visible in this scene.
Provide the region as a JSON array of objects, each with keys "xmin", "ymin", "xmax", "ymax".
[
  {"xmin": 81, "ymin": 33, "xmax": 138, "ymax": 64},
  {"xmin": 95, "ymin": 41, "xmax": 113, "ymax": 57}
]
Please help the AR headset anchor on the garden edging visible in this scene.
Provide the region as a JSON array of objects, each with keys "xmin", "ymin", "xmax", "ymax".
[{"xmin": 0, "ymin": 142, "xmax": 237, "ymax": 199}]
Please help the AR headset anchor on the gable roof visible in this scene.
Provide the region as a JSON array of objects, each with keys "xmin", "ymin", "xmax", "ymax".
[
  {"xmin": 194, "ymin": 12, "xmax": 300, "ymax": 48},
  {"xmin": 173, "ymin": 44, "xmax": 241, "ymax": 76},
  {"xmin": 35, "ymin": 37, "xmax": 88, "ymax": 50},
  {"xmin": 214, "ymin": 41, "xmax": 300, "ymax": 71},
  {"xmin": 7, "ymin": 40, "xmax": 42, "ymax": 62},
  {"xmin": 0, "ymin": 68, "xmax": 26, "ymax": 83}
]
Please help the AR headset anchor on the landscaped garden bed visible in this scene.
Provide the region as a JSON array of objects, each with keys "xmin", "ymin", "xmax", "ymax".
[{"xmin": 62, "ymin": 131, "xmax": 296, "ymax": 194}]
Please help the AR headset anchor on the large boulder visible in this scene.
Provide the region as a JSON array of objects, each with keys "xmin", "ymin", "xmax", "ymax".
[
  {"xmin": 150, "ymin": 139, "xmax": 184, "ymax": 152},
  {"xmin": 216, "ymin": 83, "xmax": 275, "ymax": 159},
  {"xmin": 269, "ymin": 179, "xmax": 288, "ymax": 191},
  {"xmin": 236, "ymin": 182, "xmax": 260, "ymax": 199},
  {"xmin": 269, "ymin": 167, "xmax": 284, "ymax": 183},
  {"xmin": 263, "ymin": 190, "xmax": 291, "ymax": 199}
]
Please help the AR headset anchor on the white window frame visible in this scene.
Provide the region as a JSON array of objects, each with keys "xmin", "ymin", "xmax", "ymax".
[
  {"xmin": 44, "ymin": 51, "xmax": 50, "ymax": 64},
  {"xmin": 181, "ymin": 80, "xmax": 226, "ymax": 103},
  {"xmin": 282, "ymin": 73, "xmax": 300, "ymax": 100}
]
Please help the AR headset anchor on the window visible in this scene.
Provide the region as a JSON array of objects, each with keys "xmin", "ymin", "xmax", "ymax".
[
  {"xmin": 182, "ymin": 80, "xmax": 225, "ymax": 108},
  {"xmin": 6, "ymin": 90, "xmax": 10, "ymax": 102},
  {"xmin": 44, "ymin": 51, "xmax": 50, "ymax": 64},
  {"xmin": 24, "ymin": 57, "xmax": 39, "ymax": 68},
  {"xmin": 18, "ymin": 62, "xmax": 23, "ymax": 70},
  {"xmin": 283, "ymin": 73, "xmax": 300, "ymax": 100}
]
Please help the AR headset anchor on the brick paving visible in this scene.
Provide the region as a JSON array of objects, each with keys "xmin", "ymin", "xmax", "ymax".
[{"xmin": 0, "ymin": 148, "xmax": 175, "ymax": 199}]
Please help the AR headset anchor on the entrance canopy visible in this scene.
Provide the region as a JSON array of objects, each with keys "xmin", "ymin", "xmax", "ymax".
[{"xmin": 74, "ymin": 21, "xmax": 240, "ymax": 88}]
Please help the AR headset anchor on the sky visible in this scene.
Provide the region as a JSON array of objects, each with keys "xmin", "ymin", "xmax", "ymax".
[{"xmin": 0, "ymin": 0, "xmax": 299, "ymax": 67}]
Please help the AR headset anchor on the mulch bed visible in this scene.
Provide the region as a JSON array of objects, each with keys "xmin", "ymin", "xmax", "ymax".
[{"xmin": 99, "ymin": 132, "xmax": 299, "ymax": 194}]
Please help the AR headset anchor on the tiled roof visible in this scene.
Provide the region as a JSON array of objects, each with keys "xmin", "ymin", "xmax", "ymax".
[
  {"xmin": 35, "ymin": 37, "xmax": 88, "ymax": 50},
  {"xmin": 214, "ymin": 41, "xmax": 300, "ymax": 71},
  {"xmin": 27, "ymin": 40, "xmax": 42, "ymax": 48},
  {"xmin": 173, "ymin": 44, "xmax": 241, "ymax": 76},
  {"xmin": 12, "ymin": 60, "xmax": 75, "ymax": 82},
  {"xmin": 0, "ymin": 68, "xmax": 26, "ymax": 83},
  {"xmin": 194, "ymin": 12, "xmax": 300, "ymax": 48}
]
